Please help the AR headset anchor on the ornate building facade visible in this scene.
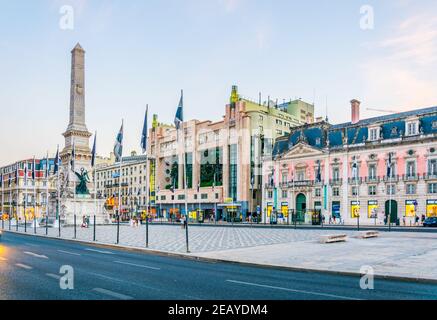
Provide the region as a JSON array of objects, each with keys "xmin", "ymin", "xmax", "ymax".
[{"xmin": 263, "ymin": 100, "xmax": 437, "ymax": 225}]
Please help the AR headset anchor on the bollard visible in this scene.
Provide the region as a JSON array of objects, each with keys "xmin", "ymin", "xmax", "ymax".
[
  {"xmin": 1, "ymin": 217, "xmax": 3, "ymax": 230},
  {"xmin": 9, "ymin": 215, "xmax": 11, "ymax": 230},
  {"xmin": 74, "ymin": 214, "xmax": 77, "ymax": 239},
  {"xmin": 45, "ymin": 215, "xmax": 48, "ymax": 236},
  {"xmin": 34, "ymin": 216, "xmax": 37, "ymax": 234},
  {"xmin": 58, "ymin": 217, "xmax": 61, "ymax": 237},
  {"xmin": 24, "ymin": 213, "xmax": 27, "ymax": 233},
  {"xmin": 93, "ymin": 215, "xmax": 96, "ymax": 242},
  {"xmin": 116, "ymin": 214, "xmax": 120, "ymax": 244},
  {"xmin": 146, "ymin": 216, "xmax": 149, "ymax": 248}
]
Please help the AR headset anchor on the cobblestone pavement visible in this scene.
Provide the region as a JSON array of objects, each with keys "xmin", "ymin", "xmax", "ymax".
[{"xmin": 8, "ymin": 223, "xmax": 357, "ymax": 253}]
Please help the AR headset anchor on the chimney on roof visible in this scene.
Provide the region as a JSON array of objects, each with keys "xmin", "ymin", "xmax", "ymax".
[{"xmin": 350, "ymin": 99, "xmax": 361, "ymax": 124}]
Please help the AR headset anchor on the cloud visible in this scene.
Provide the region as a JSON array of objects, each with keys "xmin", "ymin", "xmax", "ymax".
[
  {"xmin": 219, "ymin": 0, "xmax": 242, "ymax": 13},
  {"xmin": 361, "ymin": 13, "xmax": 437, "ymax": 109}
]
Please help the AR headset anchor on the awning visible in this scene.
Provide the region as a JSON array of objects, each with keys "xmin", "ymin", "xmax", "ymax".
[{"xmin": 217, "ymin": 203, "xmax": 242, "ymax": 208}]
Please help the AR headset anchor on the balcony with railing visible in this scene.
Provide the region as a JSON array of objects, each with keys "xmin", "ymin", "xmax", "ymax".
[
  {"xmin": 402, "ymin": 174, "xmax": 420, "ymax": 182},
  {"xmin": 424, "ymin": 173, "xmax": 437, "ymax": 180},
  {"xmin": 348, "ymin": 177, "xmax": 363, "ymax": 184},
  {"xmin": 382, "ymin": 175, "xmax": 400, "ymax": 182},
  {"xmin": 329, "ymin": 178, "xmax": 343, "ymax": 185},
  {"xmin": 365, "ymin": 176, "xmax": 380, "ymax": 183}
]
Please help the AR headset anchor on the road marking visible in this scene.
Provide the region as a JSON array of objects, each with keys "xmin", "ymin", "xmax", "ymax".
[
  {"xmin": 226, "ymin": 280, "xmax": 362, "ymax": 300},
  {"xmin": 46, "ymin": 273, "xmax": 61, "ymax": 280},
  {"xmin": 24, "ymin": 251, "xmax": 48, "ymax": 259},
  {"xmin": 85, "ymin": 248, "xmax": 115, "ymax": 255},
  {"xmin": 113, "ymin": 260, "xmax": 161, "ymax": 270},
  {"xmin": 15, "ymin": 263, "xmax": 33, "ymax": 270},
  {"xmin": 0, "ymin": 257, "xmax": 7, "ymax": 262},
  {"xmin": 58, "ymin": 250, "xmax": 81, "ymax": 256},
  {"xmin": 25, "ymin": 243, "xmax": 39, "ymax": 247},
  {"xmin": 92, "ymin": 288, "xmax": 133, "ymax": 300}
]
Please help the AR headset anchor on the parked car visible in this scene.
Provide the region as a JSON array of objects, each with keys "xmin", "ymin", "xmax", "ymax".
[{"xmin": 423, "ymin": 217, "xmax": 437, "ymax": 227}]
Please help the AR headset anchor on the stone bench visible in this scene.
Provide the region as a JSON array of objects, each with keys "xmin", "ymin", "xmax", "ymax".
[
  {"xmin": 357, "ymin": 230, "xmax": 379, "ymax": 239},
  {"xmin": 319, "ymin": 234, "xmax": 347, "ymax": 244}
]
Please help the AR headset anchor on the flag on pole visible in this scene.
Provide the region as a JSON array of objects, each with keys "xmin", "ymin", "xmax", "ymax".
[
  {"xmin": 270, "ymin": 168, "xmax": 275, "ymax": 187},
  {"xmin": 141, "ymin": 106, "xmax": 148, "ymax": 154},
  {"xmin": 54, "ymin": 146, "xmax": 60, "ymax": 175},
  {"xmin": 45, "ymin": 152, "xmax": 50, "ymax": 178},
  {"xmin": 8, "ymin": 173, "xmax": 12, "ymax": 187},
  {"xmin": 316, "ymin": 161, "xmax": 322, "ymax": 183},
  {"xmin": 70, "ymin": 141, "xmax": 76, "ymax": 172},
  {"xmin": 386, "ymin": 153, "xmax": 393, "ymax": 178},
  {"xmin": 197, "ymin": 182, "xmax": 200, "ymax": 193},
  {"xmin": 15, "ymin": 163, "xmax": 19, "ymax": 184},
  {"xmin": 91, "ymin": 132, "xmax": 97, "ymax": 168},
  {"xmin": 32, "ymin": 157, "xmax": 36, "ymax": 181},
  {"xmin": 212, "ymin": 173, "xmax": 216, "ymax": 191},
  {"xmin": 24, "ymin": 162, "xmax": 28, "ymax": 185},
  {"xmin": 0, "ymin": 171, "xmax": 3, "ymax": 188},
  {"xmin": 114, "ymin": 121, "xmax": 124, "ymax": 162},
  {"xmin": 174, "ymin": 90, "xmax": 184, "ymax": 130},
  {"xmin": 250, "ymin": 175, "xmax": 254, "ymax": 190},
  {"xmin": 352, "ymin": 158, "xmax": 358, "ymax": 179}
]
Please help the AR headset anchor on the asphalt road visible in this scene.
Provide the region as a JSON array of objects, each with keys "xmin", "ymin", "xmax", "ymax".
[{"xmin": 0, "ymin": 232, "xmax": 436, "ymax": 300}]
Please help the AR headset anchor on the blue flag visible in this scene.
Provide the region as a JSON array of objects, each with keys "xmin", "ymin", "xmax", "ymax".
[
  {"xmin": 386, "ymin": 153, "xmax": 393, "ymax": 178},
  {"xmin": 141, "ymin": 106, "xmax": 148, "ymax": 154},
  {"xmin": 91, "ymin": 132, "xmax": 97, "ymax": 168},
  {"xmin": 174, "ymin": 90, "xmax": 183, "ymax": 130},
  {"xmin": 114, "ymin": 121, "xmax": 124, "ymax": 162},
  {"xmin": 0, "ymin": 171, "xmax": 2, "ymax": 188},
  {"xmin": 32, "ymin": 157, "xmax": 36, "ymax": 180},
  {"xmin": 24, "ymin": 162, "xmax": 28, "ymax": 185},
  {"xmin": 54, "ymin": 146, "xmax": 60, "ymax": 175}
]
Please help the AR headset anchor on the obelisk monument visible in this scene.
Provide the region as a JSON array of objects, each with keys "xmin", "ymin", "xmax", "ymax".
[{"xmin": 53, "ymin": 43, "xmax": 109, "ymax": 225}]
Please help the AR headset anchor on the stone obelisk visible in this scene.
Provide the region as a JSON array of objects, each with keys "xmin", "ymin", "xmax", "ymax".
[
  {"xmin": 61, "ymin": 43, "xmax": 92, "ymax": 168},
  {"xmin": 54, "ymin": 43, "xmax": 109, "ymax": 225}
]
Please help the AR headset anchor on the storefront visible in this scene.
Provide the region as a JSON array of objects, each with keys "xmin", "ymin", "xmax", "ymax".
[
  {"xmin": 405, "ymin": 200, "xmax": 418, "ymax": 218},
  {"xmin": 368, "ymin": 200, "xmax": 378, "ymax": 219},
  {"xmin": 332, "ymin": 201, "xmax": 341, "ymax": 219},
  {"xmin": 280, "ymin": 202, "xmax": 288, "ymax": 221},
  {"xmin": 427, "ymin": 200, "xmax": 437, "ymax": 217},
  {"xmin": 351, "ymin": 201, "xmax": 360, "ymax": 218}
]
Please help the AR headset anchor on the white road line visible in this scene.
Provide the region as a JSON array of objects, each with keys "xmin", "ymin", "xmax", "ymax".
[
  {"xmin": 92, "ymin": 288, "xmax": 133, "ymax": 300},
  {"xmin": 46, "ymin": 273, "xmax": 61, "ymax": 280},
  {"xmin": 84, "ymin": 248, "xmax": 115, "ymax": 255},
  {"xmin": 15, "ymin": 263, "xmax": 33, "ymax": 270},
  {"xmin": 24, "ymin": 251, "xmax": 48, "ymax": 259},
  {"xmin": 113, "ymin": 260, "xmax": 161, "ymax": 270},
  {"xmin": 0, "ymin": 257, "xmax": 7, "ymax": 262},
  {"xmin": 58, "ymin": 250, "xmax": 81, "ymax": 256},
  {"xmin": 226, "ymin": 280, "xmax": 362, "ymax": 301}
]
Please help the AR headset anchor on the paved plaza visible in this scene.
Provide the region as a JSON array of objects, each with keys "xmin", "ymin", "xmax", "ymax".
[{"xmin": 6, "ymin": 223, "xmax": 437, "ymax": 282}]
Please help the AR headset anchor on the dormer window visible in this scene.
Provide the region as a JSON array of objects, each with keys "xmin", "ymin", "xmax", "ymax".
[
  {"xmin": 406, "ymin": 122, "xmax": 418, "ymax": 136},
  {"xmin": 369, "ymin": 128, "xmax": 379, "ymax": 141}
]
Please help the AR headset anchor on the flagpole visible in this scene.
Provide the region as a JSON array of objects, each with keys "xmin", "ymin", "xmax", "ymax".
[
  {"xmin": 118, "ymin": 120, "xmax": 124, "ymax": 222},
  {"xmin": 33, "ymin": 156, "xmax": 37, "ymax": 226},
  {"xmin": 45, "ymin": 152, "xmax": 49, "ymax": 229},
  {"xmin": 93, "ymin": 132, "xmax": 97, "ymax": 222},
  {"xmin": 182, "ymin": 121, "xmax": 189, "ymax": 252},
  {"xmin": 56, "ymin": 145, "xmax": 60, "ymax": 223}
]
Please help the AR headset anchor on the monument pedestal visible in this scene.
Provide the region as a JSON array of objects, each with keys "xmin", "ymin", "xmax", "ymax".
[{"xmin": 49, "ymin": 196, "xmax": 109, "ymax": 225}]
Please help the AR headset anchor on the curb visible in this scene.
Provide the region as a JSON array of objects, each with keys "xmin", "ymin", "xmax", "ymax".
[{"xmin": 3, "ymin": 230, "xmax": 437, "ymax": 285}]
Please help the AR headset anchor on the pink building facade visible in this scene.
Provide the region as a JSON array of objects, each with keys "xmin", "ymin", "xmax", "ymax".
[{"xmin": 263, "ymin": 100, "xmax": 437, "ymax": 225}]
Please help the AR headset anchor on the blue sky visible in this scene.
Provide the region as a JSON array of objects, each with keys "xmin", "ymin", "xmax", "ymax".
[{"xmin": 1, "ymin": 0, "xmax": 437, "ymax": 165}]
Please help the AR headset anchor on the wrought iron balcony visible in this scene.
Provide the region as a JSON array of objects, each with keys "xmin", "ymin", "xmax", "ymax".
[
  {"xmin": 348, "ymin": 177, "xmax": 363, "ymax": 184},
  {"xmin": 382, "ymin": 175, "xmax": 400, "ymax": 182},
  {"xmin": 329, "ymin": 179, "xmax": 343, "ymax": 185},
  {"xmin": 365, "ymin": 176, "xmax": 380, "ymax": 183},
  {"xmin": 424, "ymin": 173, "xmax": 437, "ymax": 180},
  {"xmin": 402, "ymin": 174, "xmax": 419, "ymax": 181}
]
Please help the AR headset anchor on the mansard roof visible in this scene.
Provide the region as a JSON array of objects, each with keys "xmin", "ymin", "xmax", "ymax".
[{"xmin": 272, "ymin": 105, "xmax": 437, "ymax": 157}]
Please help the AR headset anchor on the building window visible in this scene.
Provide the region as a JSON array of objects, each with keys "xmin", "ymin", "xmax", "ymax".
[
  {"xmin": 368, "ymin": 164, "xmax": 377, "ymax": 179},
  {"xmin": 406, "ymin": 122, "xmax": 418, "ymax": 136},
  {"xmin": 387, "ymin": 184, "xmax": 396, "ymax": 195},
  {"xmin": 429, "ymin": 183, "xmax": 437, "ymax": 194},
  {"xmin": 267, "ymin": 190, "xmax": 273, "ymax": 199},
  {"xmin": 276, "ymin": 129, "xmax": 282, "ymax": 135},
  {"xmin": 406, "ymin": 161, "xmax": 416, "ymax": 177},
  {"xmin": 297, "ymin": 170, "xmax": 305, "ymax": 181},
  {"xmin": 429, "ymin": 159, "xmax": 437, "ymax": 176},
  {"xmin": 178, "ymin": 195, "xmax": 185, "ymax": 200},
  {"xmin": 406, "ymin": 184, "xmax": 416, "ymax": 195},
  {"xmin": 282, "ymin": 190, "xmax": 287, "ymax": 198},
  {"xmin": 201, "ymin": 194, "xmax": 208, "ymax": 200},
  {"xmin": 281, "ymin": 172, "xmax": 288, "ymax": 184},
  {"xmin": 368, "ymin": 185, "xmax": 377, "ymax": 196},
  {"xmin": 332, "ymin": 167, "xmax": 340, "ymax": 181},
  {"xmin": 333, "ymin": 187, "xmax": 340, "ymax": 197},
  {"xmin": 315, "ymin": 188, "xmax": 321, "ymax": 197},
  {"xmin": 352, "ymin": 186, "xmax": 359, "ymax": 196},
  {"xmin": 369, "ymin": 128, "xmax": 379, "ymax": 141}
]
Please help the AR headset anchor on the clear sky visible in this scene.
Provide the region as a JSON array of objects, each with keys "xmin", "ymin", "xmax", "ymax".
[{"xmin": 1, "ymin": 0, "xmax": 437, "ymax": 166}]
